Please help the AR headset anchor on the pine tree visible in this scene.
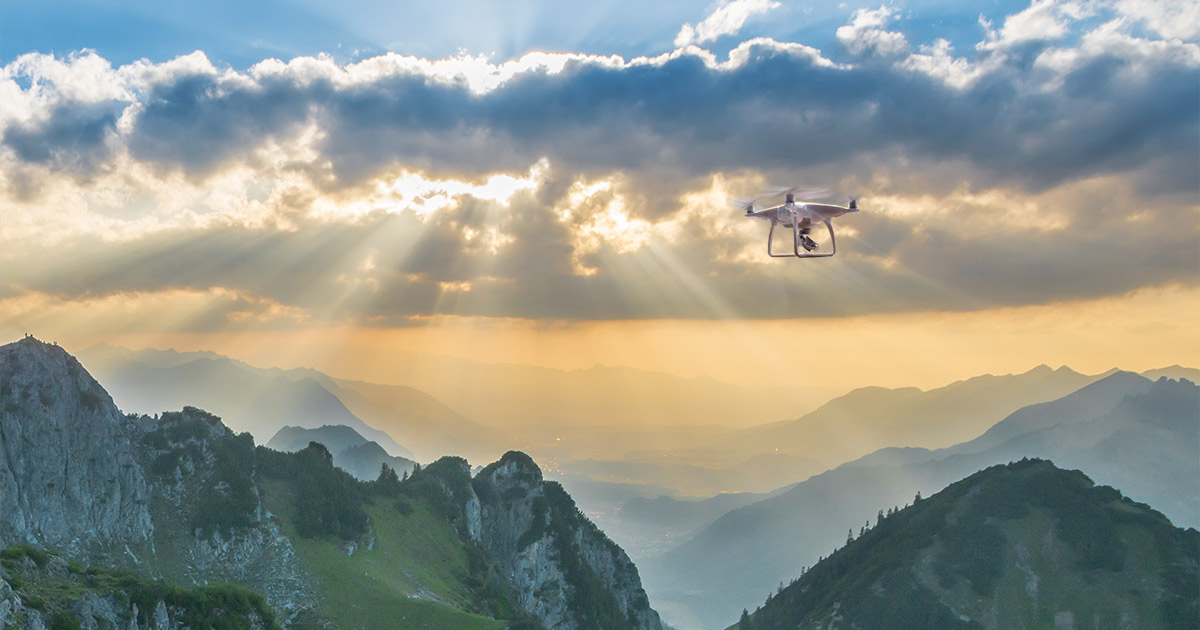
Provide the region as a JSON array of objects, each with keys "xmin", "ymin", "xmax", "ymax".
[{"xmin": 739, "ymin": 608, "xmax": 753, "ymax": 630}]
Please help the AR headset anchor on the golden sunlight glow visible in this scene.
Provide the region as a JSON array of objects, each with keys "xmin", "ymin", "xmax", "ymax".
[{"xmin": 10, "ymin": 285, "xmax": 1195, "ymax": 398}]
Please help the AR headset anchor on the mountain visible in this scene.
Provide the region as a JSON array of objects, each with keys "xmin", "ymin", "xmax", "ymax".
[
  {"xmin": 1, "ymin": 337, "xmax": 666, "ymax": 630},
  {"xmin": 562, "ymin": 451, "xmax": 820, "ymax": 496},
  {"xmin": 327, "ymin": 377, "xmax": 505, "ymax": 463},
  {"xmin": 471, "ymin": 451, "xmax": 664, "ymax": 630},
  {"xmin": 609, "ymin": 487, "xmax": 793, "ymax": 564},
  {"xmin": 708, "ymin": 365, "xmax": 1100, "ymax": 468},
  {"xmin": 329, "ymin": 350, "xmax": 838, "ymax": 431},
  {"xmin": 944, "ymin": 370, "xmax": 1154, "ymax": 455},
  {"xmin": 266, "ymin": 423, "xmax": 378, "ymax": 454},
  {"xmin": 1143, "ymin": 365, "xmax": 1200, "ymax": 382},
  {"xmin": 0, "ymin": 337, "xmax": 152, "ymax": 547},
  {"xmin": 737, "ymin": 459, "xmax": 1199, "ymax": 630},
  {"xmin": 76, "ymin": 344, "xmax": 408, "ymax": 456},
  {"xmin": 646, "ymin": 371, "xmax": 1199, "ymax": 629},
  {"xmin": 266, "ymin": 424, "xmax": 417, "ymax": 481}
]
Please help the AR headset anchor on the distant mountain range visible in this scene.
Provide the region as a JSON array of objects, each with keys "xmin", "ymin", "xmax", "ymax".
[
  {"xmin": 77, "ymin": 343, "xmax": 410, "ymax": 457},
  {"xmin": 265, "ymin": 424, "xmax": 417, "ymax": 482},
  {"xmin": 697, "ymin": 365, "xmax": 1102, "ymax": 469},
  {"xmin": 739, "ymin": 459, "xmax": 1199, "ymax": 630},
  {"xmin": 331, "ymin": 351, "xmax": 838, "ymax": 430},
  {"xmin": 642, "ymin": 372, "xmax": 1199, "ymax": 629}
]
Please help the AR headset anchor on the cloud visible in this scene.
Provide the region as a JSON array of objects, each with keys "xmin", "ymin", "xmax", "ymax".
[
  {"xmin": 0, "ymin": 1, "xmax": 1196, "ymax": 325},
  {"xmin": 675, "ymin": 0, "xmax": 781, "ymax": 47},
  {"xmin": 1115, "ymin": 0, "xmax": 1200, "ymax": 40},
  {"xmin": 836, "ymin": 6, "xmax": 910, "ymax": 59}
]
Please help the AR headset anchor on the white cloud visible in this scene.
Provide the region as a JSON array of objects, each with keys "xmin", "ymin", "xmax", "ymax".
[
  {"xmin": 836, "ymin": 6, "xmax": 910, "ymax": 59},
  {"xmin": 1114, "ymin": 0, "xmax": 1200, "ymax": 40},
  {"xmin": 675, "ymin": 0, "xmax": 781, "ymax": 47}
]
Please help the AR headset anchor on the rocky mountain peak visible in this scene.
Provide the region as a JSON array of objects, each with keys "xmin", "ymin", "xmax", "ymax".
[
  {"xmin": 480, "ymin": 450, "xmax": 544, "ymax": 488},
  {"xmin": 471, "ymin": 450, "xmax": 663, "ymax": 630},
  {"xmin": 0, "ymin": 336, "xmax": 152, "ymax": 549}
]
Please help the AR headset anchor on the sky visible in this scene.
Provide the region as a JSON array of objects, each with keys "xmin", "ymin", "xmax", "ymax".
[{"xmin": 0, "ymin": 0, "xmax": 1197, "ymax": 392}]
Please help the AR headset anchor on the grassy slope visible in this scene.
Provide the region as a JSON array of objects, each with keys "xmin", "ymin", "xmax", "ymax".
[{"xmin": 260, "ymin": 479, "xmax": 505, "ymax": 630}]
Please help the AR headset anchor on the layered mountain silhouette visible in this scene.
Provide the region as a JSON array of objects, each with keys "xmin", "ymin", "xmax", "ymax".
[
  {"xmin": 643, "ymin": 371, "xmax": 1199, "ymax": 628},
  {"xmin": 266, "ymin": 425, "xmax": 417, "ymax": 481},
  {"xmin": 78, "ymin": 344, "xmax": 409, "ymax": 456},
  {"xmin": 702, "ymin": 365, "xmax": 1100, "ymax": 469}
]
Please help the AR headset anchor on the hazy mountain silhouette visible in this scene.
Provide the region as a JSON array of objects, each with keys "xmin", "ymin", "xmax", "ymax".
[
  {"xmin": 1143, "ymin": 365, "xmax": 1200, "ymax": 382},
  {"xmin": 704, "ymin": 365, "xmax": 1099, "ymax": 468},
  {"xmin": 77, "ymin": 345, "xmax": 405, "ymax": 455},
  {"xmin": 327, "ymin": 377, "xmax": 505, "ymax": 463},
  {"xmin": 265, "ymin": 425, "xmax": 417, "ymax": 481},
  {"xmin": 350, "ymin": 351, "xmax": 837, "ymax": 431},
  {"xmin": 645, "ymin": 372, "xmax": 1198, "ymax": 629}
]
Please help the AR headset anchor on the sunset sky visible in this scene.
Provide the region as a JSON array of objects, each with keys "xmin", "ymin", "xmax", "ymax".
[{"xmin": 1, "ymin": 0, "xmax": 1196, "ymax": 392}]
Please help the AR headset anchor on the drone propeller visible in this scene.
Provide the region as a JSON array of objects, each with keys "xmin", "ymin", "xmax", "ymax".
[
  {"xmin": 729, "ymin": 196, "xmax": 767, "ymax": 213},
  {"xmin": 762, "ymin": 186, "xmax": 831, "ymax": 201},
  {"xmin": 837, "ymin": 193, "xmax": 861, "ymax": 210}
]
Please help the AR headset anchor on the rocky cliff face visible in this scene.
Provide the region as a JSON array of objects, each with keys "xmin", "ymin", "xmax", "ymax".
[
  {"xmin": 0, "ymin": 337, "xmax": 152, "ymax": 550},
  {"xmin": 0, "ymin": 339, "xmax": 313, "ymax": 624},
  {"xmin": 473, "ymin": 451, "xmax": 664, "ymax": 630},
  {"xmin": 134, "ymin": 407, "xmax": 317, "ymax": 625}
]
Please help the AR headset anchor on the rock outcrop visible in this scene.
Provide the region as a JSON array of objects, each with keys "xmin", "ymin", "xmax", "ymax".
[
  {"xmin": 0, "ymin": 548, "xmax": 277, "ymax": 629},
  {"xmin": 0, "ymin": 337, "xmax": 152, "ymax": 550},
  {"xmin": 473, "ymin": 451, "xmax": 664, "ymax": 630}
]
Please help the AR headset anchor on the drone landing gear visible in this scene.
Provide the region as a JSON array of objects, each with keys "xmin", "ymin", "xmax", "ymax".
[{"xmin": 767, "ymin": 219, "xmax": 836, "ymax": 258}]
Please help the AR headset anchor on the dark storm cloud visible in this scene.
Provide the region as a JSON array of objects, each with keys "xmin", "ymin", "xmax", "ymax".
[
  {"xmin": 128, "ymin": 72, "xmax": 316, "ymax": 173},
  {"xmin": 3, "ymin": 103, "xmax": 117, "ymax": 173}
]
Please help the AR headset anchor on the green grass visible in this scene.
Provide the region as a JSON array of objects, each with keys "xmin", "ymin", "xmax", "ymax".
[{"xmin": 260, "ymin": 480, "xmax": 504, "ymax": 630}]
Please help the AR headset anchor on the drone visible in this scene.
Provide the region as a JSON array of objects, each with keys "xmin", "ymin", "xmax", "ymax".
[{"xmin": 734, "ymin": 188, "xmax": 859, "ymax": 258}]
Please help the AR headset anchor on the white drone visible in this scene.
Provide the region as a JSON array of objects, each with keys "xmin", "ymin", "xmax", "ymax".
[{"xmin": 735, "ymin": 187, "xmax": 859, "ymax": 258}]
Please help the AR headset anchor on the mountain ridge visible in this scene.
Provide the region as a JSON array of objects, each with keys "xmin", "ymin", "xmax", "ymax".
[{"xmin": 736, "ymin": 459, "xmax": 1199, "ymax": 630}]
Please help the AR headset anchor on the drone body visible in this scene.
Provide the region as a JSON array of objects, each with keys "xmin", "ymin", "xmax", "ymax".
[{"xmin": 738, "ymin": 190, "xmax": 859, "ymax": 258}]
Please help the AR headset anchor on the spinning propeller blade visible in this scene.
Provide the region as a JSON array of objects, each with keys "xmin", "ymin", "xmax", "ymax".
[
  {"xmin": 763, "ymin": 186, "xmax": 831, "ymax": 201},
  {"xmin": 728, "ymin": 197, "xmax": 758, "ymax": 212}
]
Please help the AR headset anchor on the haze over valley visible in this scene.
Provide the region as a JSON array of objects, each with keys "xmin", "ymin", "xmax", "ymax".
[{"xmin": 61, "ymin": 337, "xmax": 1200, "ymax": 628}]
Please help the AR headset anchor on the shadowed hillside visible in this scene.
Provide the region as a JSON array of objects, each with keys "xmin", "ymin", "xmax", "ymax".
[{"xmin": 737, "ymin": 459, "xmax": 1198, "ymax": 630}]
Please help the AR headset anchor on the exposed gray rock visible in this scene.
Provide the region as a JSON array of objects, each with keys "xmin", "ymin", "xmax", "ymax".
[
  {"xmin": 183, "ymin": 525, "xmax": 314, "ymax": 624},
  {"xmin": 0, "ymin": 337, "xmax": 152, "ymax": 550},
  {"xmin": 474, "ymin": 451, "xmax": 664, "ymax": 630}
]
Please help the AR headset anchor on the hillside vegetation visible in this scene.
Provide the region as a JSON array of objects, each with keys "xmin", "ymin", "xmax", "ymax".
[{"xmin": 736, "ymin": 459, "xmax": 1199, "ymax": 630}]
